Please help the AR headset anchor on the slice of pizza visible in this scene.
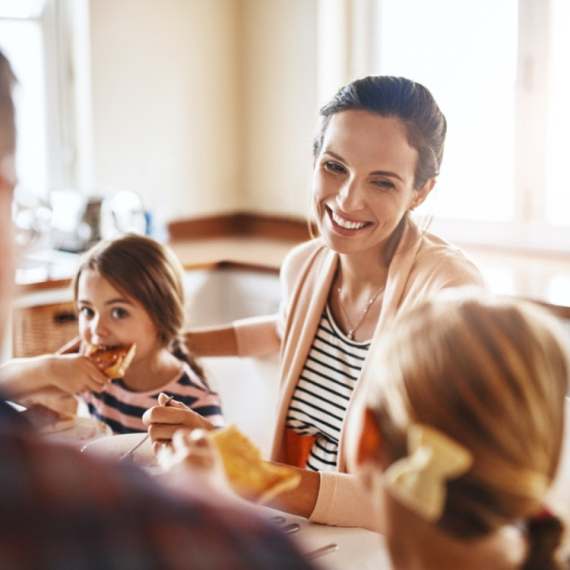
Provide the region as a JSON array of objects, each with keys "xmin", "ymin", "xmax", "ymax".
[
  {"xmin": 83, "ymin": 343, "xmax": 136, "ymax": 379},
  {"xmin": 208, "ymin": 424, "xmax": 301, "ymax": 504}
]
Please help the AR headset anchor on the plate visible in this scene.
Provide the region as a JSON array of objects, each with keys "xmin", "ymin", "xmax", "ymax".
[
  {"xmin": 42, "ymin": 416, "xmax": 112, "ymax": 448},
  {"xmin": 81, "ymin": 433, "xmax": 159, "ymax": 471}
]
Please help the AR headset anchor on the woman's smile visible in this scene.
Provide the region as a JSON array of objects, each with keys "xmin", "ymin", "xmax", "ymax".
[{"xmin": 326, "ymin": 206, "xmax": 373, "ymax": 234}]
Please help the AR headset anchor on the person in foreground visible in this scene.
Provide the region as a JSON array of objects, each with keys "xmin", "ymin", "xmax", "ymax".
[
  {"xmin": 349, "ymin": 293, "xmax": 570, "ymax": 570},
  {"xmin": 0, "ymin": 49, "xmax": 318, "ymax": 570},
  {"xmin": 1, "ymin": 233, "xmax": 224, "ymax": 434},
  {"xmin": 145, "ymin": 75, "xmax": 488, "ymax": 529}
]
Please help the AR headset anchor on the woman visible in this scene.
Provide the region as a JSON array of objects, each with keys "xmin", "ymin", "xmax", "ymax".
[
  {"xmin": 349, "ymin": 294, "xmax": 569, "ymax": 569},
  {"xmin": 144, "ymin": 76, "xmax": 488, "ymax": 530}
]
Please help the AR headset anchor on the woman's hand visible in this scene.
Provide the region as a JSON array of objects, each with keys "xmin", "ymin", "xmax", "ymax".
[
  {"xmin": 47, "ymin": 353, "xmax": 110, "ymax": 394},
  {"xmin": 142, "ymin": 394, "xmax": 215, "ymax": 454}
]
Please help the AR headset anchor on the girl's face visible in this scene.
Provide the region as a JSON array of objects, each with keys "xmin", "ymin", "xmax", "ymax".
[
  {"xmin": 76, "ymin": 269, "xmax": 161, "ymax": 362},
  {"xmin": 313, "ymin": 110, "xmax": 434, "ymax": 258}
]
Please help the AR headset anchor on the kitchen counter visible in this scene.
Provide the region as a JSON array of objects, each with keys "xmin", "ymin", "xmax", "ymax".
[
  {"xmin": 14, "ymin": 235, "xmax": 570, "ymax": 319},
  {"xmin": 15, "ymin": 236, "xmax": 293, "ymax": 289},
  {"xmin": 168, "ymin": 236, "xmax": 297, "ymax": 272}
]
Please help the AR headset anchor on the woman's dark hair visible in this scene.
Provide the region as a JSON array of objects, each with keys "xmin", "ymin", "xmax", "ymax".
[
  {"xmin": 313, "ymin": 76, "xmax": 447, "ymax": 191},
  {"xmin": 72, "ymin": 233, "xmax": 204, "ymax": 378}
]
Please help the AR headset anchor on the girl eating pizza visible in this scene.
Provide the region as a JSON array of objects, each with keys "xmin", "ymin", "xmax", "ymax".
[{"xmin": 1, "ymin": 233, "xmax": 224, "ymax": 434}]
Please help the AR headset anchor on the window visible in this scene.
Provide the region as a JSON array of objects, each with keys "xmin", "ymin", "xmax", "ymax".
[
  {"xmin": 545, "ymin": 0, "xmax": 570, "ymax": 228},
  {"xmin": 0, "ymin": 2, "xmax": 49, "ymax": 199},
  {"xmin": 1, "ymin": 0, "xmax": 95, "ymax": 255},
  {"xmin": 0, "ymin": 0, "xmax": 89, "ymax": 200},
  {"xmin": 374, "ymin": 0, "xmax": 570, "ymax": 252}
]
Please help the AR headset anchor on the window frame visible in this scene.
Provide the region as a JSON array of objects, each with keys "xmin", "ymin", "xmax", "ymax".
[
  {"xmin": 0, "ymin": 0, "xmax": 88, "ymax": 197},
  {"xmin": 325, "ymin": 0, "xmax": 570, "ymax": 254},
  {"xmin": 429, "ymin": 0, "xmax": 570, "ymax": 253}
]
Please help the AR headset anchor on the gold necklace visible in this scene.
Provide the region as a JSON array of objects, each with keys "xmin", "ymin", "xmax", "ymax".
[{"xmin": 336, "ymin": 283, "xmax": 385, "ymax": 340}]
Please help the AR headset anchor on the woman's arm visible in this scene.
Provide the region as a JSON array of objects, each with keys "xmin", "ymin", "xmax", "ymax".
[
  {"xmin": 266, "ymin": 465, "xmax": 320, "ymax": 518},
  {"xmin": 184, "ymin": 325, "xmax": 238, "ymax": 357},
  {"xmin": 308, "ymin": 471, "xmax": 382, "ymax": 532},
  {"xmin": 185, "ymin": 315, "xmax": 281, "ymax": 358},
  {"xmin": 269, "ymin": 469, "xmax": 380, "ymax": 531},
  {"xmin": 157, "ymin": 426, "xmax": 321, "ymax": 518},
  {"xmin": 154, "ymin": 422, "xmax": 378, "ymax": 529},
  {"xmin": 157, "ymin": 428, "xmax": 376, "ymax": 529}
]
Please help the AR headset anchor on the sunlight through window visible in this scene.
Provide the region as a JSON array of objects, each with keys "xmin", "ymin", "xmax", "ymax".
[
  {"xmin": 545, "ymin": 0, "xmax": 570, "ymax": 227},
  {"xmin": 376, "ymin": 0, "xmax": 518, "ymax": 223},
  {"xmin": 0, "ymin": 17, "xmax": 48, "ymax": 198}
]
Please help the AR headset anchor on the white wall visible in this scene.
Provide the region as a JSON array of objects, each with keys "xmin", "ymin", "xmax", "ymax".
[
  {"xmin": 183, "ymin": 267, "xmax": 282, "ymax": 457},
  {"xmin": 90, "ymin": 0, "xmax": 242, "ymax": 219},
  {"xmin": 239, "ymin": 0, "xmax": 318, "ymax": 217},
  {"xmin": 88, "ymin": 0, "xmax": 320, "ymax": 223}
]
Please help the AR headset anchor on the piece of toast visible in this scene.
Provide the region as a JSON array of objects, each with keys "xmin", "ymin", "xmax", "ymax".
[
  {"xmin": 208, "ymin": 424, "xmax": 301, "ymax": 504},
  {"xmin": 83, "ymin": 343, "xmax": 136, "ymax": 379}
]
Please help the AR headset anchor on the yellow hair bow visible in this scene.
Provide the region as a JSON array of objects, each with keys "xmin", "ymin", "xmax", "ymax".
[{"xmin": 384, "ymin": 424, "xmax": 474, "ymax": 522}]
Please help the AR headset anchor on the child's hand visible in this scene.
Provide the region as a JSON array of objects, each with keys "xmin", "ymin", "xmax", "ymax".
[
  {"xmin": 47, "ymin": 354, "xmax": 110, "ymax": 394},
  {"xmin": 142, "ymin": 395, "xmax": 215, "ymax": 454}
]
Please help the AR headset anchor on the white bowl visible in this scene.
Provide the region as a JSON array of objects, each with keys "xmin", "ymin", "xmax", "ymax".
[
  {"xmin": 82, "ymin": 433, "xmax": 159, "ymax": 471},
  {"xmin": 43, "ymin": 416, "xmax": 112, "ymax": 449}
]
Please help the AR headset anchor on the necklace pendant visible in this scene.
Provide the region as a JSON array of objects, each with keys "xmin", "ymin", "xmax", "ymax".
[{"xmin": 347, "ymin": 330, "xmax": 354, "ymax": 340}]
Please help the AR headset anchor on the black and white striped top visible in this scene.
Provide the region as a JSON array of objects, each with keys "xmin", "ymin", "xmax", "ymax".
[{"xmin": 286, "ymin": 305, "xmax": 371, "ymax": 472}]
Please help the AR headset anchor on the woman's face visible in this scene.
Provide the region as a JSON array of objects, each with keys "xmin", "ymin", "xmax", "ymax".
[{"xmin": 312, "ymin": 110, "xmax": 433, "ymax": 258}]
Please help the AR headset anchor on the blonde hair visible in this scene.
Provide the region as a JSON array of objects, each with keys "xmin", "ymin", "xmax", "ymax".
[
  {"xmin": 367, "ymin": 294, "xmax": 569, "ymax": 567},
  {"xmin": 72, "ymin": 233, "xmax": 203, "ymax": 377}
]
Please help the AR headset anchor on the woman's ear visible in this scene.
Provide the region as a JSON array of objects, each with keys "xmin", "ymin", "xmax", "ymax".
[{"xmin": 410, "ymin": 178, "xmax": 436, "ymax": 210}]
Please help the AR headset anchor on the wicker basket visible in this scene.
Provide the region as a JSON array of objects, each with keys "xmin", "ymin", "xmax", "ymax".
[{"xmin": 12, "ymin": 302, "xmax": 79, "ymax": 358}]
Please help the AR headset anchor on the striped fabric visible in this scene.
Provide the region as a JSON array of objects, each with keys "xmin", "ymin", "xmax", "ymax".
[
  {"xmin": 286, "ymin": 305, "xmax": 370, "ymax": 472},
  {"xmin": 80, "ymin": 362, "xmax": 224, "ymax": 434}
]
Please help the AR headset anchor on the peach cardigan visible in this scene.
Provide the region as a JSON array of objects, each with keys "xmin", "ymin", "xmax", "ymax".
[{"xmin": 232, "ymin": 221, "xmax": 488, "ymax": 531}]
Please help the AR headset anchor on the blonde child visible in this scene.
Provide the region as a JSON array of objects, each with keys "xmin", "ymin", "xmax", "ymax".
[
  {"xmin": 1, "ymin": 233, "xmax": 224, "ymax": 434},
  {"xmin": 349, "ymin": 294, "xmax": 570, "ymax": 570}
]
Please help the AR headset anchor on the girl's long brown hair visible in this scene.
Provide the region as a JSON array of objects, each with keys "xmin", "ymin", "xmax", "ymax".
[{"xmin": 72, "ymin": 233, "xmax": 204, "ymax": 379}]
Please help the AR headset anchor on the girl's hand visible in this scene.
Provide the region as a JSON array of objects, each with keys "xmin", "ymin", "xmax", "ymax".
[
  {"xmin": 47, "ymin": 353, "xmax": 110, "ymax": 394},
  {"xmin": 142, "ymin": 394, "xmax": 215, "ymax": 454}
]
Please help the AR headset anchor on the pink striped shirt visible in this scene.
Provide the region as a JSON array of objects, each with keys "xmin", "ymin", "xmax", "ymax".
[{"xmin": 80, "ymin": 362, "xmax": 224, "ymax": 434}]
